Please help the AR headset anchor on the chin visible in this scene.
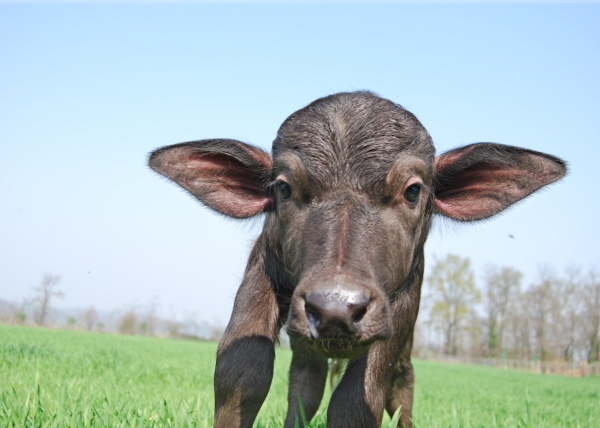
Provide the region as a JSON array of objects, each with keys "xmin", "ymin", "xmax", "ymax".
[{"xmin": 307, "ymin": 338, "xmax": 372, "ymax": 359}]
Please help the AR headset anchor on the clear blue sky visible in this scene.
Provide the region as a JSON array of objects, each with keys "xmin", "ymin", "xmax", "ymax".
[{"xmin": 1, "ymin": 3, "xmax": 598, "ymax": 323}]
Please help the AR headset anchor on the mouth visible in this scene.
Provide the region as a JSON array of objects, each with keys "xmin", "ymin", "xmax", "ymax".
[
  {"xmin": 312, "ymin": 338, "xmax": 370, "ymax": 359},
  {"xmin": 295, "ymin": 334, "xmax": 372, "ymax": 359}
]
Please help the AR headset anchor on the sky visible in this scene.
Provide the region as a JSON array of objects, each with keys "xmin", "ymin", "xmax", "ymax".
[{"xmin": 1, "ymin": 2, "xmax": 599, "ymax": 325}]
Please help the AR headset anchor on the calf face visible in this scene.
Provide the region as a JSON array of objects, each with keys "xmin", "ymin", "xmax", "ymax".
[{"xmin": 149, "ymin": 92, "xmax": 566, "ymax": 428}]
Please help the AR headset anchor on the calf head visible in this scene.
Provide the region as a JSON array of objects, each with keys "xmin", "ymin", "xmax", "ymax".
[
  {"xmin": 272, "ymin": 95, "xmax": 436, "ymax": 358},
  {"xmin": 150, "ymin": 92, "xmax": 565, "ymax": 359}
]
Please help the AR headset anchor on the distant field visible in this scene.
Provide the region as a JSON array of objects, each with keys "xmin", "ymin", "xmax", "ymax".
[{"xmin": 1, "ymin": 325, "xmax": 598, "ymax": 427}]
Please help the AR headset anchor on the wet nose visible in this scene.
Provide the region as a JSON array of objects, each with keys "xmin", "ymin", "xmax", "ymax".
[{"xmin": 304, "ymin": 288, "xmax": 370, "ymax": 339}]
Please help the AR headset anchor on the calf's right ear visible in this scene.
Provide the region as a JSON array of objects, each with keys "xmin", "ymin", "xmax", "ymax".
[{"xmin": 149, "ymin": 139, "xmax": 273, "ymax": 219}]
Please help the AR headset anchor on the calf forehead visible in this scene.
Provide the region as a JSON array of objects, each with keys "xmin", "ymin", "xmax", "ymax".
[{"xmin": 272, "ymin": 92, "xmax": 435, "ymax": 190}]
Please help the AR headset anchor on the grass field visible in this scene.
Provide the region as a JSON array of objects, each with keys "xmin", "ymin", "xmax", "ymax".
[{"xmin": 1, "ymin": 325, "xmax": 598, "ymax": 427}]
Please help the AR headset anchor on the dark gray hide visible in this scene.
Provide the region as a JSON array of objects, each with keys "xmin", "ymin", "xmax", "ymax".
[{"xmin": 149, "ymin": 92, "xmax": 566, "ymax": 428}]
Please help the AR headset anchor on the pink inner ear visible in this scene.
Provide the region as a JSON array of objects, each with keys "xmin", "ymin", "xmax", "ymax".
[
  {"xmin": 434, "ymin": 194, "xmax": 510, "ymax": 222},
  {"xmin": 434, "ymin": 162, "xmax": 536, "ymax": 221},
  {"xmin": 188, "ymin": 154, "xmax": 269, "ymax": 198},
  {"xmin": 183, "ymin": 153, "xmax": 272, "ymax": 218}
]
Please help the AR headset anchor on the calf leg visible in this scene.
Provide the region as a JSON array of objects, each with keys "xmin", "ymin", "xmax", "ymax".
[
  {"xmin": 214, "ymin": 257, "xmax": 281, "ymax": 428},
  {"xmin": 284, "ymin": 337, "xmax": 328, "ymax": 428},
  {"xmin": 326, "ymin": 342, "xmax": 391, "ymax": 428},
  {"xmin": 327, "ymin": 295, "xmax": 420, "ymax": 428},
  {"xmin": 385, "ymin": 337, "xmax": 415, "ymax": 428}
]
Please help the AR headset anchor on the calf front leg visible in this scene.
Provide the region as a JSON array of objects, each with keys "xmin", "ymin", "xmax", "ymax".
[
  {"xmin": 326, "ymin": 342, "xmax": 391, "ymax": 428},
  {"xmin": 327, "ymin": 298, "xmax": 419, "ymax": 427},
  {"xmin": 214, "ymin": 258, "xmax": 281, "ymax": 428},
  {"xmin": 284, "ymin": 337, "xmax": 328, "ymax": 428},
  {"xmin": 385, "ymin": 336, "xmax": 415, "ymax": 428}
]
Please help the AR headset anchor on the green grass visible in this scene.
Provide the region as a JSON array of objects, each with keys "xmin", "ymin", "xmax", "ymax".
[
  {"xmin": 1, "ymin": 324, "xmax": 599, "ymax": 427},
  {"xmin": 0, "ymin": 325, "xmax": 215, "ymax": 427},
  {"xmin": 412, "ymin": 361, "xmax": 600, "ymax": 427}
]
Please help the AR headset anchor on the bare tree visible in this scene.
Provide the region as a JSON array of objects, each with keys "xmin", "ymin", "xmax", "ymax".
[
  {"xmin": 581, "ymin": 269, "xmax": 600, "ymax": 363},
  {"xmin": 526, "ymin": 278, "xmax": 550, "ymax": 362},
  {"xmin": 427, "ymin": 254, "xmax": 481, "ymax": 356},
  {"xmin": 32, "ymin": 273, "xmax": 64, "ymax": 326},
  {"xmin": 81, "ymin": 306, "xmax": 98, "ymax": 331},
  {"xmin": 463, "ymin": 309, "xmax": 485, "ymax": 358},
  {"xmin": 167, "ymin": 318, "xmax": 181, "ymax": 338},
  {"xmin": 556, "ymin": 266, "xmax": 584, "ymax": 362},
  {"xmin": 526, "ymin": 266, "xmax": 568, "ymax": 364},
  {"xmin": 483, "ymin": 266, "xmax": 522, "ymax": 357},
  {"xmin": 145, "ymin": 298, "xmax": 159, "ymax": 336},
  {"xmin": 118, "ymin": 309, "xmax": 137, "ymax": 335}
]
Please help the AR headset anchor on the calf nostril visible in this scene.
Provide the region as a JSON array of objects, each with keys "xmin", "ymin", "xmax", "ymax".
[
  {"xmin": 353, "ymin": 306, "xmax": 367, "ymax": 324},
  {"xmin": 305, "ymin": 303, "xmax": 321, "ymax": 327},
  {"xmin": 304, "ymin": 302, "xmax": 321, "ymax": 339}
]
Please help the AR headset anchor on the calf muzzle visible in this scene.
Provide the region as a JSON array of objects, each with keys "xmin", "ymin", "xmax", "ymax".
[{"xmin": 286, "ymin": 278, "xmax": 393, "ymax": 358}]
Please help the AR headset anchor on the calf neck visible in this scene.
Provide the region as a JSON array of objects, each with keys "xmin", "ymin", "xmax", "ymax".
[{"xmin": 149, "ymin": 92, "xmax": 566, "ymax": 427}]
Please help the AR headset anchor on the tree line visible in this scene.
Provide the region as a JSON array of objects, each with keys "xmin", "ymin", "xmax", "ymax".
[
  {"xmin": 0, "ymin": 273, "xmax": 225, "ymax": 341},
  {"xmin": 3, "ymin": 260, "xmax": 599, "ymax": 367},
  {"xmin": 417, "ymin": 254, "xmax": 600, "ymax": 365}
]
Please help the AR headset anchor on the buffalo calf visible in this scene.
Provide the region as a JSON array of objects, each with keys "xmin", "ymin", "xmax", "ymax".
[{"xmin": 149, "ymin": 92, "xmax": 566, "ymax": 427}]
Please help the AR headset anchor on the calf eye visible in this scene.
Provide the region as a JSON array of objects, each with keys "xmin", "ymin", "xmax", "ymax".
[
  {"xmin": 278, "ymin": 182, "xmax": 292, "ymax": 200},
  {"xmin": 404, "ymin": 184, "xmax": 420, "ymax": 204}
]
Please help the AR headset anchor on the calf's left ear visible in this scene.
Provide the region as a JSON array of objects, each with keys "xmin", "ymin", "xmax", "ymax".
[{"xmin": 433, "ymin": 143, "xmax": 567, "ymax": 221}]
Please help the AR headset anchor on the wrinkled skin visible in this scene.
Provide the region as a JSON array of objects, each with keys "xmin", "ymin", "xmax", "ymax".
[{"xmin": 149, "ymin": 92, "xmax": 566, "ymax": 428}]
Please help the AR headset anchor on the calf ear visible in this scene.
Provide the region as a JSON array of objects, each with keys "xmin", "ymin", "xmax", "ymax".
[
  {"xmin": 149, "ymin": 139, "xmax": 273, "ymax": 219},
  {"xmin": 433, "ymin": 143, "xmax": 567, "ymax": 221}
]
